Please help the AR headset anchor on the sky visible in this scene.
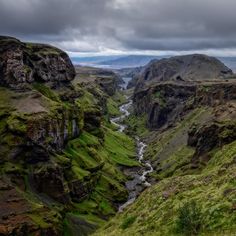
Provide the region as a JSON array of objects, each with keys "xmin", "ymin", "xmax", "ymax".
[{"xmin": 1, "ymin": 0, "xmax": 236, "ymax": 57}]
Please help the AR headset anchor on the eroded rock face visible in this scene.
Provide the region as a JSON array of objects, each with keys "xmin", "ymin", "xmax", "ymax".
[
  {"xmin": 136, "ymin": 54, "xmax": 233, "ymax": 89},
  {"xmin": 133, "ymin": 81, "xmax": 236, "ymax": 130},
  {"xmin": 0, "ymin": 36, "xmax": 75, "ymax": 90},
  {"xmin": 188, "ymin": 121, "xmax": 236, "ymax": 158}
]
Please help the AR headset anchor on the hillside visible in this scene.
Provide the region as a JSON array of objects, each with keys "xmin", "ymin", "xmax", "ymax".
[
  {"xmin": 0, "ymin": 36, "xmax": 137, "ymax": 235},
  {"xmin": 94, "ymin": 57, "xmax": 236, "ymax": 235}
]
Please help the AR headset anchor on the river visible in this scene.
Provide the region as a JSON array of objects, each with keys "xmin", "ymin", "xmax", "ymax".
[{"xmin": 110, "ymin": 96, "xmax": 154, "ymax": 212}]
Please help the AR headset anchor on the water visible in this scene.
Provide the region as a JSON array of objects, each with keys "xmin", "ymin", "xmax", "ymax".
[
  {"xmin": 119, "ymin": 77, "xmax": 132, "ymax": 90},
  {"xmin": 110, "ymin": 96, "xmax": 154, "ymax": 212}
]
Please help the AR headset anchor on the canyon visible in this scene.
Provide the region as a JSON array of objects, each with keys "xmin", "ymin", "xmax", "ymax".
[{"xmin": 0, "ymin": 36, "xmax": 236, "ymax": 236}]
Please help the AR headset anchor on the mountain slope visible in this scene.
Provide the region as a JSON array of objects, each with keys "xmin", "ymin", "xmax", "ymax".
[{"xmin": 0, "ymin": 36, "xmax": 137, "ymax": 235}]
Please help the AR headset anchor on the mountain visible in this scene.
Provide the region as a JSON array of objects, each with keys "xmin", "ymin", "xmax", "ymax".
[
  {"xmin": 98, "ymin": 55, "xmax": 162, "ymax": 68},
  {"xmin": 71, "ymin": 56, "xmax": 123, "ymax": 66}
]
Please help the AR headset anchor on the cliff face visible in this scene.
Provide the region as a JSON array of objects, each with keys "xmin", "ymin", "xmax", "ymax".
[
  {"xmin": 133, "ymin": 81, "xmax": 236, "ymax": 129},
  {"xmin": 0, "ymin": 37, "xmax": 136, "ymax": 235},
  {"xmin": 0, "ymin": 36, "xmax": 75, "ymax": 90}
]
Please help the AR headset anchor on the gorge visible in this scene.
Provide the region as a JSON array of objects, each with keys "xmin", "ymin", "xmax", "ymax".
[{"xmin": 0, "ymin": 36, "xmax": 236, "ymax": 236}]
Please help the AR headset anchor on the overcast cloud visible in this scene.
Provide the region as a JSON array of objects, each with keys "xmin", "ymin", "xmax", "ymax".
[{"xmin": 1, "ymin": 0, "xmax": 236, "ymax": 56}]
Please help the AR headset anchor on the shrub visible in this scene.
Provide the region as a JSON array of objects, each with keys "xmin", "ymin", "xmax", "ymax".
[
  {"xmin": 120, "ymin": 216, "xmax": 137, "ymax": 230},
  {"xmin": 176, "ymin": 200, "xmax": 203, "ymax": 235}
]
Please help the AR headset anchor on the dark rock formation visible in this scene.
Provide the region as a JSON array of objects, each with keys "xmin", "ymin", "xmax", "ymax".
[
  {"xmin": 133, "ymin": 81, "xmax": 236, "ymax": 130},
  {"xmin": 135, "ymin": 54, "xmax": 233, "ymax": 90},
  {"xmin": 188, "ymin": 121, "xmax": 236, "ymax": 158},
  {"xmin": 0, "ymin": 36, "xmax": 75, "ymax": 90}
]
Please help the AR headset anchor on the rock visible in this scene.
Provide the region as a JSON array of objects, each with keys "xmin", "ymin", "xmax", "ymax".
[
  {"xmin": 135, "ymin": 54, "xmax": 233, "ymax": 90},
  {"xmin": 188, "ymin": 121, "xmax": 236, "ymax": 158},
  {"xmin": 133, "ymin": 80, "xmax": 236, "ymax": 130},
  {"xmin": 0, "ymin": 36, "xmax": 75, "ymax": 90},
  {"xmin": 32, "ymin": 165, "xmax": 70, "ymax": 203}
]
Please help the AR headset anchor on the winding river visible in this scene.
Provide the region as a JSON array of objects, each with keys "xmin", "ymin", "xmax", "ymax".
[{"xmin": 110, "ymin": 97, "xmax": 154, "ymax": 212}]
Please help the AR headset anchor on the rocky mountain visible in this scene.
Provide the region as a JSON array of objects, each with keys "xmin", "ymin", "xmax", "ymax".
[
  {"xmin": 134, "ymin": 54, "xmax": 234, "ymax": 90},
  {"xmin": 0, "ymin": 36, "xmax": 138, "ymax": 235}
]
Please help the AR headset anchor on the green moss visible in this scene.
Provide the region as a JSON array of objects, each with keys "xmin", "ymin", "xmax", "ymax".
[
  {"xmin": 28, "ymin": 214, "xmax": 50, "ymax": 228},
  {"xmin": 153, "ymin": 91, "xmax": 166, "ymax": 107},
  {"xmin": 103, "ymin": 127, "xmax": 139, "ymax": 167},
  {"xmin": 33, "ymin": 83, "xmax": 60, "ymax": 102},
  {"xmin": 107, "ymin": 97, "xmax": 122, "ymax": 117},
  {"xmin": 76, "ymin": 90, "xmax": 97, "ymax": 109},
  {"xmin": 125, "ymin": 114, "xmax": 149, "ymax": 137},
  {"xmin": 6, "ymin": 114, "xmax": 27, "ymax": 134}
]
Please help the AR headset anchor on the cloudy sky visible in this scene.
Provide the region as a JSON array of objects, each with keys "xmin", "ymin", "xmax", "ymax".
[{"xmin": 1, "ymin": 0, "xmax": 236, "ymax": 56}]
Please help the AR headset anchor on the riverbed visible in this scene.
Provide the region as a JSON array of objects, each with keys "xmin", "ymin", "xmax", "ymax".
[{"xmin": 110, "ymin": 97, "xmax": 154, "ymax": 212}]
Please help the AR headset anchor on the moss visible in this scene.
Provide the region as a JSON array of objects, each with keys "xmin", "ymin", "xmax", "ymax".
[
  {"xmin": 76, "ymin": 90, "xmax": 97, "ymax": 110},
  {"xmin": 103, "ymin": 126, "xmax": 139, "ymax": 167},
  {"xmin": 28, "ymin": 214, "xmax": 50, "ymax": 229},
  {"xmin": 107, "ymin": 97, "xmax": 122, "ymax": 117},
  {"xmin": 6, "ymin": 114, "xmax": 27, "ymax": 134},
  {"xmin": 33, "ymin": 82, "xmax": 61, "ymax": 102},
  {"xmin": 125, "ymin": 114, "xmax": 149, "ymax": 137},
  {"xmin": 153, "ymin": 91, "xmax": 166, "ymax": 107}
]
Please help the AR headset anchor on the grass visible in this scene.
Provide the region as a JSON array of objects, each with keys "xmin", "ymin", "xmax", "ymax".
[
  {"xmin": 103, "ymin": 126, "xmax": 139, "ymax": 167},
  {"xmin": 125, "ymin": 114, "xmax": 149, "ymax": 137},
  {"xmin": 107, "ymin": 97, "xmax": 122, "ymax": 116},
  {"xmin": 33, "ymin": 82, "xmax": 60, "ymax": 102},
  {"xmin": 93, "ymin": 140, "xmax": 236, "ymax": 236}
]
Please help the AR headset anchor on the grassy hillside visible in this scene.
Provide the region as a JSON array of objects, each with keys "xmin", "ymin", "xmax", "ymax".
[{"xmin": 94, "ymin": 105, "xmax": 236, "ymax": 236}]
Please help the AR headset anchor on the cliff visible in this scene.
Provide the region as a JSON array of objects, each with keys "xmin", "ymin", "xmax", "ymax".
[
  {"xmin": 0, "ymin": 37, "xmax": 137, "ymax": 235},
  {"xmin": 133, "ymin": 80, "xmax": 236, "ymax": 129},
  {"xmin": 0, "ymin": 36, "xmax": 75, "ymax": 90}
]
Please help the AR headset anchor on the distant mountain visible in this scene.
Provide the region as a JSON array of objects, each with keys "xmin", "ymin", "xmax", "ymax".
[
  {"xmin": 98, "ymin": 55, "xmax": 163, "ymax": 68},
  {"xmin": 71, "ymin": 56, "xmax": 123, "ymax": 65}
]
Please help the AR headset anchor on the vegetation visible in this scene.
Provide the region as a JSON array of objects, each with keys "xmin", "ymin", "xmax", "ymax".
[
  {"xmin": 93, "ymin": 114, "xmax": 236, "ymax": 236},
  {"xmin": 176, "ymin": 200, "xmax": 203, "ymax": 235}
]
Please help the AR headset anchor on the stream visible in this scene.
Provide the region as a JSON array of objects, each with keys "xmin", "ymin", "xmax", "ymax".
[{"xmin": 110, "ymin": 97, "xmax": 154, "ymax": 212}]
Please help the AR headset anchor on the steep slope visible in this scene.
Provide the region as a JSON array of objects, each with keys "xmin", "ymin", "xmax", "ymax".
[
  {"xmin": 95, "ymin": 89, "xmax": 236, "ymax": 236},
  {"xmin": 94, "ymin": 56, "xmax": 236, "ymax": 235},
  {"xmin": 0, "ymin": 37, "xmax": 137, "ymax": 235}
]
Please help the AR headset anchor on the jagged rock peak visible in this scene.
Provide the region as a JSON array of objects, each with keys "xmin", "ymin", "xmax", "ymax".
[{"xmin": 0, "ymin": 36, "xmax": 75, "ymax": 90}]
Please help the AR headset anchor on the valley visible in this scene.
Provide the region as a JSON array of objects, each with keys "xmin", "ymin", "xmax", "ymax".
[{"xmin": 0, "ymin": 37, "xmax": 236, "ymax": 236}]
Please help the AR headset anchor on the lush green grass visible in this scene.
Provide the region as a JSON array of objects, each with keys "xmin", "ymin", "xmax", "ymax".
[
  {"xmin": 103, "ymin": 126, "xmax": 139, "ymax": 167},
  {"xmin": 107, "ymin": 97, "xmax": 122, "ymax": 117},
  {"xmin": 125, "ymin": 114, "xmax": 149, "ymax": 137},
  {"xmin": 93, "ymin": 140, "xmax": 236, "ymax": 236}
]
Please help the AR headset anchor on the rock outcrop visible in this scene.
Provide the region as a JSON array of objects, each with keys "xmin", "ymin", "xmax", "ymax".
[
  {"xmin": 0, "ymin": 36, "xmax": 75, "ymax": 90},
  {"xmin": 134, "ymin": 80, "xmax": 236, "ymax": 130},
  {"xmin": 135, "ymin": 54, "xmax": 233, "ymax": 90}
]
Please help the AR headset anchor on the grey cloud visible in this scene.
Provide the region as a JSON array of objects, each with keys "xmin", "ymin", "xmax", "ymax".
[{"xmin": 0, "ymin": 0, "xmax": 236, "ymax": 53}]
